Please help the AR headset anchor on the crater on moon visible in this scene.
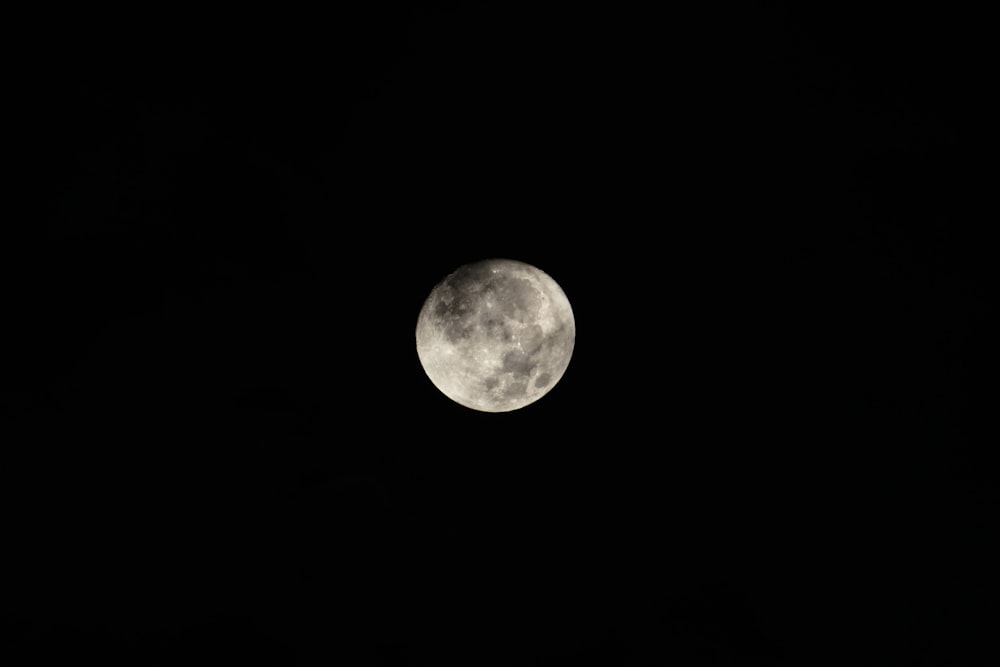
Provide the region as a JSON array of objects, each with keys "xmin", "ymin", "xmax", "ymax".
[{"xmin": 415, "ymin": 258, "xmax": 575, "ymax": 412}]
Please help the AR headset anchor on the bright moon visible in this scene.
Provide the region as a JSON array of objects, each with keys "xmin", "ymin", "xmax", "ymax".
[{"xmin": 415, "ymin": 258, "xmax": 576, "ymax": 412}]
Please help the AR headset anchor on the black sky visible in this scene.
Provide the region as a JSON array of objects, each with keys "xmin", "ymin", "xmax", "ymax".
[{"xmin": 4, "ymin": 3, "xmax": 996, "ymax": 665}]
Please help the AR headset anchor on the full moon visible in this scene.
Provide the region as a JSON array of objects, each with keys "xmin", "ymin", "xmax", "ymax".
[{"xmin": 415, "ymin": 258, "xmax": 575, "ymax": 412}]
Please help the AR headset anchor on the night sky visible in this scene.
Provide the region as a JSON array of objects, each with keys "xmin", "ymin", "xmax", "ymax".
[{"xmin": 5, "ymin": 3, "xmax": 995, "ymax": 665}]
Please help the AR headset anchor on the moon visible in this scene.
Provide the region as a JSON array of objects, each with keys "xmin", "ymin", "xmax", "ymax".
[{"xmin": 415, "ymin": 258, "xmax": 575, "ymax": 412}]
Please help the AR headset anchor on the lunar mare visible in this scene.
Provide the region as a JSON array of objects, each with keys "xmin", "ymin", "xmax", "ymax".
[{"xmin": 415, "ymin": 259, "xmax": 575, "ymax": 412}]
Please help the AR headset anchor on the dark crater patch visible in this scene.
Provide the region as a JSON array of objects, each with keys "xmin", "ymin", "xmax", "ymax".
[
  {"xmin": 447, "ymin": 263, "xmax": 496, "ymax": 294},
  {"xmin": 502, "ymin": 349, "xmax": 536, "ymax": 377},
  {"xmin": 479, "ymin": 313, "xmax": 506, "ymax": 335},
  {"xmin": 442, "ymin": 319, "xmax": 477, "ymax": 344},
  {"xmin": 520, "ymin": 324, "xmax": 544, "ymax": 354},
  {"xmin": 498, "ymin": 278, "xmax": 540, "ymax": 321},
  {"xmin": 504, "ymin": 380, "xmax": 527, "ymax": 398},
  {"xmin": 534, "ymin": 372, "xmax": 551, "ymax": 389},
  {"xmin": 433, "ymin": 298, "xmax": 452, "ymax": 319},
  {"xmin": 434, "ymin": 292, "xmax": 473, "ymax": 320},
  {"xmin": 431, "ymin": 286, "xmax": 480, "ymax": 344},
  {"xmin": 484, "ymin": 377, "xmax": 499, "ymax": 390}
]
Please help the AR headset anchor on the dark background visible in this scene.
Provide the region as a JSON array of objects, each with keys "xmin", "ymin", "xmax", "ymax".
[{"xmin": 4, "ymin": 2, "xmax": 995, "ymax": 665}]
